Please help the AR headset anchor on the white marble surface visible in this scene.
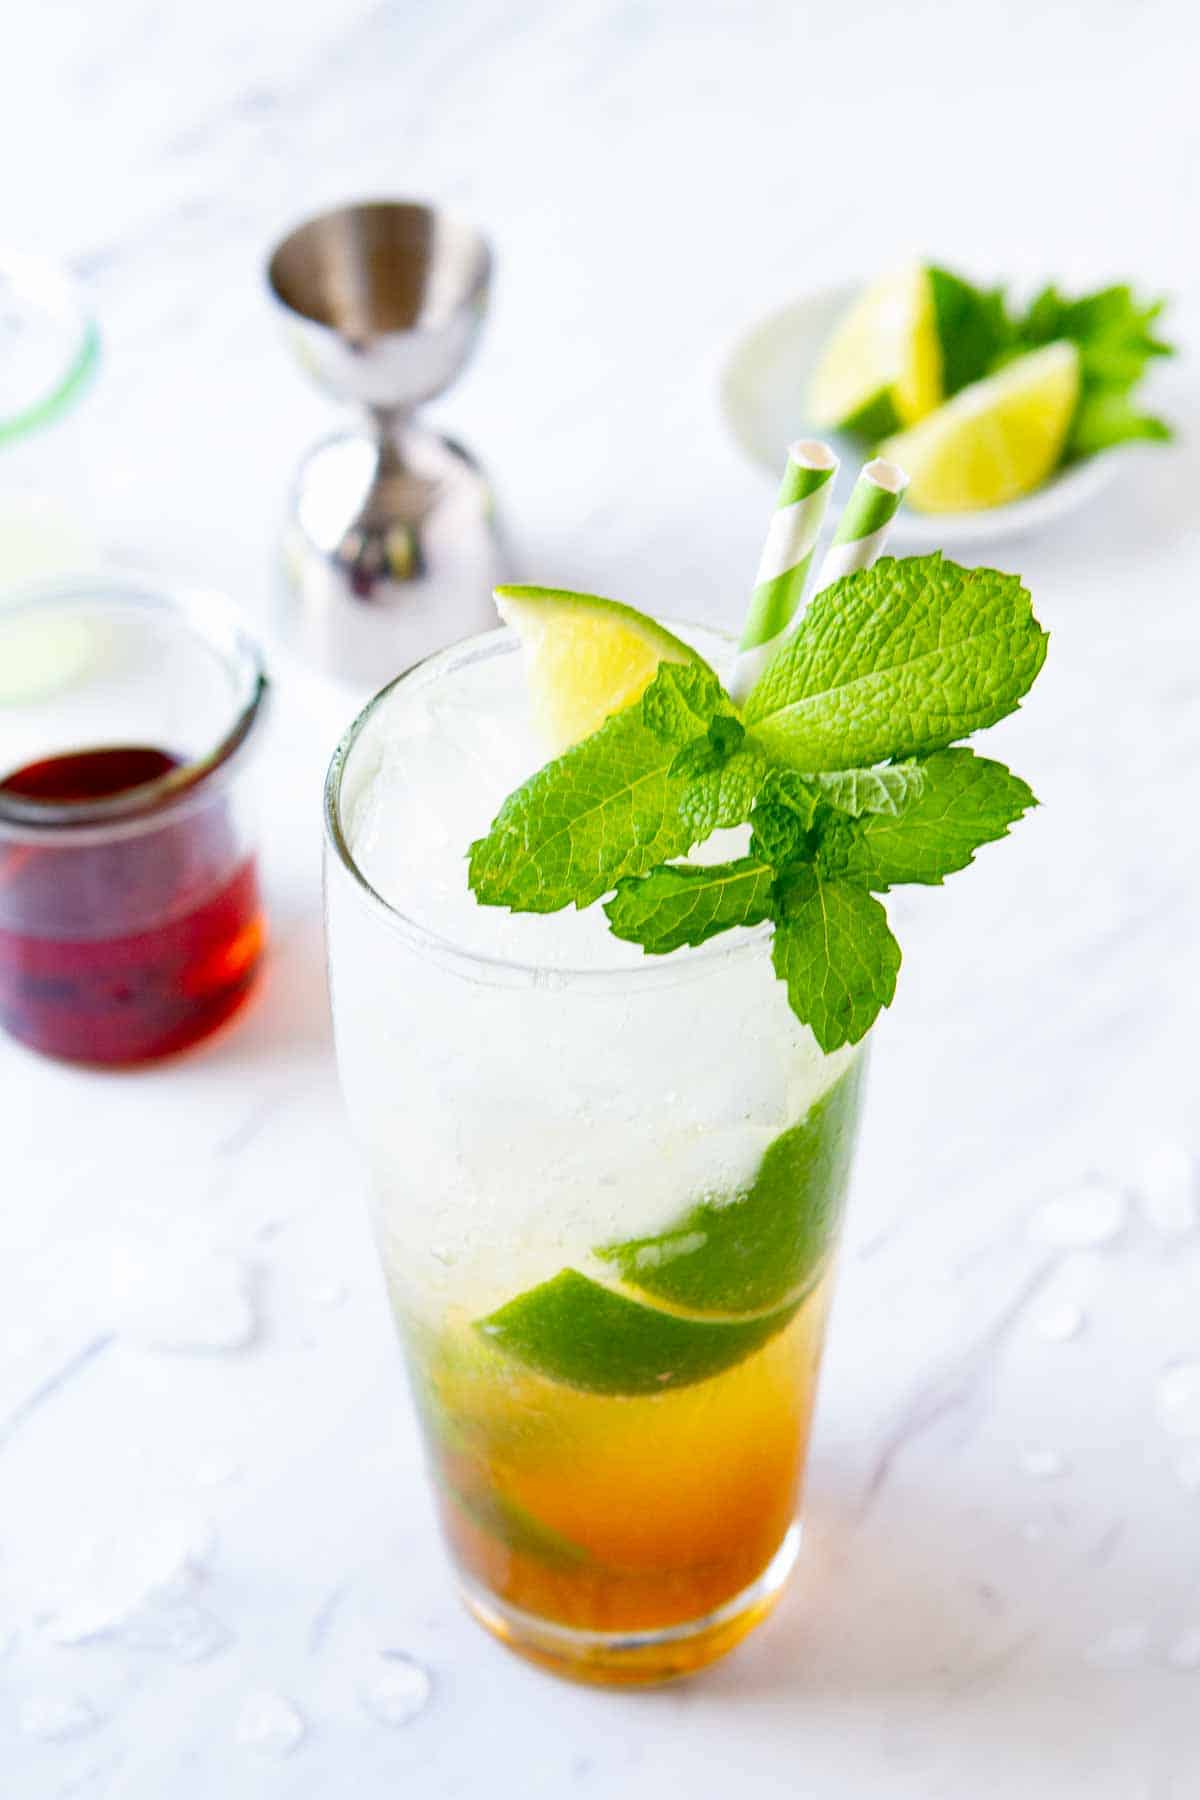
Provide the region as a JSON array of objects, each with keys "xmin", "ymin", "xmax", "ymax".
[{"xmin": 4, "ymin": 2, "xmax": 1200, "ymax": 1794}]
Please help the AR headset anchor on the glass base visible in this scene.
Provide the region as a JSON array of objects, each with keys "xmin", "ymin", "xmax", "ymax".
[{"xmin": 459, "ymin": 1522, "xmax": 800, "ymax": 1687}]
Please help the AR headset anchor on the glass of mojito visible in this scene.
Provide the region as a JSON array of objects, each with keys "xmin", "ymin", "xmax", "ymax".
[{"xmin": 323, "ymin": 452, "xmax": 1046, "ymax": 1683}]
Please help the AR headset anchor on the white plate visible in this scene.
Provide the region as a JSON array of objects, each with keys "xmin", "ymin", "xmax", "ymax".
[{"xmin": 718, "ymin": 282, "xmax": 1120, "ymax": 548}]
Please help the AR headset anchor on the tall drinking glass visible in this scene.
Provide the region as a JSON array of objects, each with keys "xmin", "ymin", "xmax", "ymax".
[{"xmin": 323, "ymin": 627, "xmax": 867, "ymax": 1684}]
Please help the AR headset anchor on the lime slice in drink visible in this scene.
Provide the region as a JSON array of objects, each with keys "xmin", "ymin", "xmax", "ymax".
[
  {"xmin": 879, "ymin": 341, "xmax": 1080, "ymax": 513},
  {"xmin": 596, "ymin": 1057, "xmax": 863, "ymax": 1316},
  {"xmin": 477, "ymin": 1269, "xmax": 798, "ymax": 1396},
  {"xmin": 807, "ymin": 264, "xmax": 942, "ymax": 436},
  {"xmin": 495, "ymin": 586, "xmax": 703, "ymax": 755}
]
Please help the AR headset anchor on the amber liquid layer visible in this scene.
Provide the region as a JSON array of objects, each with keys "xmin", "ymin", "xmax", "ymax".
[{"xmin": 414, "ymin": 1277, "xmax": 831, "ymax": 1675}]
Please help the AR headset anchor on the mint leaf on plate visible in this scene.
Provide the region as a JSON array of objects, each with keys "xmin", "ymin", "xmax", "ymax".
[
  {"xmin": 605, "ymin": 857, "xmax": 775, "ymax": 953},
  {"xmin": 927, "ymin": 265, "xmax": 1013, "ymax": 396},
  {"xmin": 1069, "ymin": 389, "xmax": 1171, "ymax": 457},
  {"xmin": 744, "ymin": 555, "xmax": 1048, "ymax": 771},
  {"xmin": 772, "ymin": 866, "xmax": 901, "ymax": 1052},
  {"xmin": 817, "ymin": 749, "xmax": 1036, "ymax": 891},
  {"xmin": 1015, "ymin": 282, "xmax": 1174, "ymax": 456}
]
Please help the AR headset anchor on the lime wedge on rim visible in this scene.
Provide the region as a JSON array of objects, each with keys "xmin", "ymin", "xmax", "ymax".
[
  {"xmin": 879, "ymin": 341, "xmax": 1080, "ymax": 513},
  {"xmin": 495, "ymin": 586, "xmax": 702, "ymax": 755},
  {"xmin": 807, "ymin": 264, "xmax": 942, "ymax": 437}
]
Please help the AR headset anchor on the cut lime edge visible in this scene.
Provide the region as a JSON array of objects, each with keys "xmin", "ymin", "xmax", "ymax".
[{"xmin": 494, "ymin": 585, "xmax": 704, "ymax": 666}]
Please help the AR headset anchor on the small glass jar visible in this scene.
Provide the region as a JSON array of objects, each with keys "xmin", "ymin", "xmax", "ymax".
[{"xmin": 0, "ymin": 576, "xmax": 269, "ymax": 1065}]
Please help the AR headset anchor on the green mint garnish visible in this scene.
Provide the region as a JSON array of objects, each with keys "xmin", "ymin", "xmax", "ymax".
[
  {"xmin": 815, "ymin": 749, "xmax": 1036, "ymax": 891},
  {"xmin": 468, "ymin": 553, "xmax": 1047, "ymax": 1052},
  {"xmin": 742, "ymin": 554, "xmax": 1047, "ymax": 770},
  {"xmin": 605, "ymin": 857, "xmax": 775, "ymax": 954},
  {"xmin": 772, "ymin": 868, "xmax": 901, "ymax": 1053}
]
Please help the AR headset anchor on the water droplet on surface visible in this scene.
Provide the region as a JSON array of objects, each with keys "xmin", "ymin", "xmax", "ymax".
[
  {"xmin": 1031, "ymin": 1180, "xmax": 1126, "ymax": 1249},
  {"xmin": 1085, "ymin": 1623, "xmax": 1149, "ymax": 1668},
  {"xmin": 194, "ymin": 1454, "xmax": 242, "ymax": 1489},
  {"xmin": 1138, "ymin": 1143, "xmax": 1196, "ymax": 1236},
  {"xmin": 236, "ymin": 1692, "xmax": 305, "ymax": 1757},
  {"xmin": 358, "ymin": 1652, "xmax": 432, "ymax": 1726},
  {"xmin": 1175, "ymin": 1446, "xmax": 1200, "ymax": 1492},
  {"xmin": 1021, "ymin": 1521, "xmax": 1046, "ymax": 1544},
  {"xmin": 41, "ymin": 1516, "xmax": 218, "ymax": 1647},
  {"xmin": 20, "ymin": 1694, "xmax": 101, "ymax": 1741},
  {"xmin": 1157, "ymin": 1362, "xmax": 1200, "ymax": 1438},
  {"xmin": 113, "ymin": 1250, "xmax": 258, "ymax": 1354},
  {"xmin": 310, "ymin": 1280, "xmax": 348, "ymax": 1310},
  {"xmin": 0, "ymin": 1625, "xmax": 16, "ymax": 1659},
  {"xmin": 1031, "ymin": 1301, "xmax": 1086, "ymax": 1343},
  {"xmin": 122, "ymin": 1602, "xmax": 233, "ymax": 1663},
  {"xmin": 1166, "ymin": 1626, "xmax": 1200, "ymax": 1670},
  {"xmin": 1020, "ymin": 1447, "xmax": 1068, "ymax": 1480}
]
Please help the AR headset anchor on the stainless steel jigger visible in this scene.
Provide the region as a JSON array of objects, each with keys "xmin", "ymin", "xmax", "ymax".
[{"xmin": 267, "ymin": 201, "xmax": 504, "ymax": 691}]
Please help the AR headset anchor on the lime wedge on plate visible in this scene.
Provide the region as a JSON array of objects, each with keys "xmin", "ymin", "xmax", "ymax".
[
  {"xmin": 495, "ymin": 586, "xmax": 702, "ymax": 755},
  {"xmin": 477, "ymin": 1269, "xmax": 798, "ymax": 1396},
  {"xmin": 880, "ymin": 342, "xmax": 1080, "ymax": 513},
  {"xmin": 807, "ymin": 264, "xmax": 942, "ymax": 437}
]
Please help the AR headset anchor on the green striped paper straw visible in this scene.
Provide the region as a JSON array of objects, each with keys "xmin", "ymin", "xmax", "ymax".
[
  {"xmin": 728, "ymin": 440, "xmax": 838, "ymax": 703},
  {"xmin": 804, "ymin": 456, "xmax": 909, "ymax": 605}
]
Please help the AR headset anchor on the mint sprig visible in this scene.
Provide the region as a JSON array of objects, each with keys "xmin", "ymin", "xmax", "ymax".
[
  {"xmin": 743, "ymin": 554, "xmax": 1047, "ymax": 770},
  {"xmin": 468, "ymin": 555, "xmax": 1046, "ymax": 1051}
]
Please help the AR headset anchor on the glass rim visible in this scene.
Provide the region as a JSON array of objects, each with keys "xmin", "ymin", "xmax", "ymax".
[
  {"xmin": 0, "ymin": 573, "xmax": 269, "ymax": 834},
  {"xmin": 0, "ymin": 251, "xmax": 100, "ymax": 445},
  {"xmin": 323, "ymin": 624, "xmax": 770, "ymax": 986}
]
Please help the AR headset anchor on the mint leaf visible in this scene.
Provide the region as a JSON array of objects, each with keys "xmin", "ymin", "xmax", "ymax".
[
  {"xmin": 772, "ymin": 868, "xmax": 901, "ymax": 1052},
  {"xmin": 817, "ymin": 749, "xmax": 1035, "ymax": 891},
  {"xmin": 748, "ymin": 769, "xmax": 820, "ymax": 865},
  {"xmin": 670, "ymin": 718, "xmax": 767, "ymax": 835},
  {"xmin": 1018, "ymin": 283, "xmax": 1172, "ymax": 388},
  {"xmin": 469, "ymin": 704, "xmax": 697, "ymax": 912},
  {"xmin": 1069, "ymin": 389, "xmax": 1171, "ymax": 457},
  {"xmin": 927, "ymin": 265, "xmax": 1013, "ymax": 396},
  {"xmin": 744, "ymin": 555, "xmax": 1047, "ymax": 771},
  {"xmin": 809, "ymin": 762, "xmax": 926, "ymax": 818},
  {"xmin": 642, "ymin": 661, "xmax": 728, "ymax": 742},
  {"xmin": 1014, "ymin": 283, "xmax": 1174, "ymax": 457},
  {"xmin": 605, "ymin": 857, "xmax": 775, "ymax": 953}
]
